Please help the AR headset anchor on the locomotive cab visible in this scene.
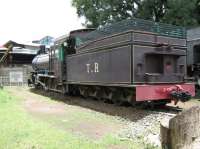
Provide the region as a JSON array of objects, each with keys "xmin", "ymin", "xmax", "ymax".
[{"xmin": 29, "ymin": 28, "xmax": 95, "ymax": 92}]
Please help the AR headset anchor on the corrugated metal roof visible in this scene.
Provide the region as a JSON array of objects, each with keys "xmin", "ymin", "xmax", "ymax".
[
  {"xmin": 0, "ymin": 48, "xmax": 37, "ymax": 55},
  {"xmin": 3, "ymin": 40, "xmax": 41, "ymax": 49},
  {"xmin": 0, "ymin": 40, "xmax": 39, "ymax": 55},
  {"xmin": 12, "ymin": 47, "xmax": 37, "ymax": 54}
]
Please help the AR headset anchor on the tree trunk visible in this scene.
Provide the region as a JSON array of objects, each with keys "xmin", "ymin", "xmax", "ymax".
[{"xmin": 160, "ymin": 106, "xmax": 200, "ymax": 149}]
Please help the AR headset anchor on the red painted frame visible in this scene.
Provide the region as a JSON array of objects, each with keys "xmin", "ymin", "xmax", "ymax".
[{"xmin": 135, "ymin": 83, "xmax": 195, "ymax": 101}]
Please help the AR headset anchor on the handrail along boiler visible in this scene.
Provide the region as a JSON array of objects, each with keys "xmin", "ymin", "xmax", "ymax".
[{"xmin": 29, "ymin": 18, "xmax": 195, "ymax": 105}]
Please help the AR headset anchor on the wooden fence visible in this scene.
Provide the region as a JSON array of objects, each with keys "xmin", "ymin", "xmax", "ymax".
[
  {"xmin": 0, "ymin": 66, "xmax": 32, "ymax": 86},
  {"xmin": 0, "ymin": 76, "xmax": 28, "ymax": 86}
]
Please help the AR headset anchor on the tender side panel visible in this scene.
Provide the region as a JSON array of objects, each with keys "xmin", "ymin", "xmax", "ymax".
[
  {"xmin": 133, "ymin": 32, "xmax": 186, "ymax": 47},
  {"xmin": 156, "ymin": 36, "xmax": 186, "ymax": 47},
  {"xmin": 77, "ymin": 32, "xmax": 132, "ymax": 52},
  {"xmin": 133, "ymin": 32, "xmax": 156, "ymax": 43},
  {"xmin": 67, "ymin": 45, "xmax": 132, "ymax": 84}
]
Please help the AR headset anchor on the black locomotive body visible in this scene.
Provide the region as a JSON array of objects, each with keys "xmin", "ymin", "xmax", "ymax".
[
  {"xmin": 187, "ymin": 28, "xmax": 200, "ymax": 89},
  {"xmin": 29, "ymin": 19, "xmax": 195, "ymax": 105}
]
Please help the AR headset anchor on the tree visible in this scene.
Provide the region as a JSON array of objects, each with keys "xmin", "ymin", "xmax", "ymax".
[
  {"xmin": 135, "ymin": 0, "xmax": 200, "ymax": 26},
  {"xmin": 162, "ymin": 0, "xmax": 199, "ymax": 26},
  {"xmin": 72, "ymin": 0, "xmax": 200, "ymax": 28},
  {"xmin": 195, "ymin": 0, "xmax": 200, "ymax": 24},
  {"xmin": 137, "ymin": 0, "xmax": 167, "ymax": 22},
  {"xmin": 72, "ymin": 0, "xmax": 141, "ymax": 27}
]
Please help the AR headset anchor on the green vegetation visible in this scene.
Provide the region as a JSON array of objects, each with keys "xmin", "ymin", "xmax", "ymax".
[
  {"xmin": 0, "ymin": 89, "xmax": 148, "ymax": 149},
  {"xmin": 72, "ymin": 0, "xmax": 200, "ymax": 27}
]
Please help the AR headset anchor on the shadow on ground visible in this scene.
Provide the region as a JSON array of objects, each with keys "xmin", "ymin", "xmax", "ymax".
[{"xmin": 29, "ymin": 88, "xmax": 179, "ymax": 122}]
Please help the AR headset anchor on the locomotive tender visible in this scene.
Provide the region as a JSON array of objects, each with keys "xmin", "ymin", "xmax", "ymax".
[{"xmin": 29, "ymin": 18, "xmax": 195, "ymax": 105}]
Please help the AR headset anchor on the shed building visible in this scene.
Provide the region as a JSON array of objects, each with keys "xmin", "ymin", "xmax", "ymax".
[{"xmin": 0, "ymin": 41, "xmax": 41, "ymax": 86}]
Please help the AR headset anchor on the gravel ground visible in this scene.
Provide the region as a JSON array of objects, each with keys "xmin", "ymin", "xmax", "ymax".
[
  {"xmin": 11, "ymin": 87, "xmax": 200, "ymax": 148},
  {"xmin": 117, "ymin": 111, "xmax": 176, "ymax": 147},
  {"xmin": 31, "ymin": 88, "xmax": 181, "ymax": 147}
]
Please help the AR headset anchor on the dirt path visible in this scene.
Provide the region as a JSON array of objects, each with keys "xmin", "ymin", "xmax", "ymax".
[
  {"xmin": 6, "ymin": 87, "xmax": 124, "ymax": 140},
  {"xmin": 6, "ymin": 87, "xmax": 200, "ymax": 148}
]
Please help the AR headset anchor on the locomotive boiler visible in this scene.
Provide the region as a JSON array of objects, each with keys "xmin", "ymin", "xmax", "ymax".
[
  {"xmin": 32, "ymin": 54, "xmax": 49, "ymax": 72},
  {"xmin": 29, "ymin": 18, "xmax": 195, "ymax": 106}
]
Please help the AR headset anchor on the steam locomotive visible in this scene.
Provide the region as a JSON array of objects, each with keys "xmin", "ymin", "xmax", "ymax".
[{"xmin": 29, "ymin": 18, "xmax": 195, "ymax": 106}]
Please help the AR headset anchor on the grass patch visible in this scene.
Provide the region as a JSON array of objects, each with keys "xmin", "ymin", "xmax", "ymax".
[{"xmin": 0, "ymin": 89, "xmax": 144, "ymax": 149}]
